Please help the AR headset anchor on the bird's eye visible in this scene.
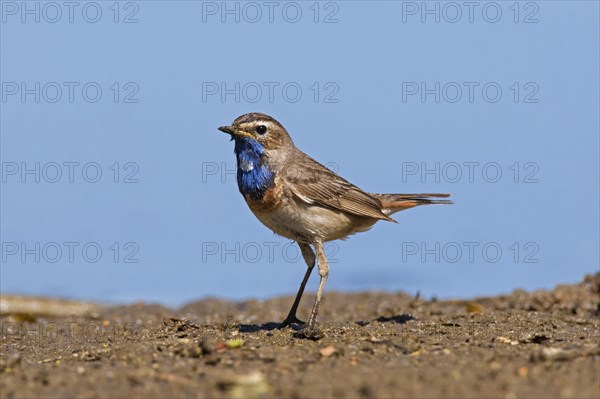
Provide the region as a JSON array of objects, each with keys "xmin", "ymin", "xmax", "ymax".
[{"xmin": 255, "ymin": 125, "xmax": 267, "ymax": 135}]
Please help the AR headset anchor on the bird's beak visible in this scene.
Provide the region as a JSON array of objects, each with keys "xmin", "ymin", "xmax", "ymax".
[
  {"xmin": 218, "ymin": 126, "xmax": 235, "ymax": 134},
  {"xmin": 218, "ymin": 125, "xmax": 254, "ymax": 140}
]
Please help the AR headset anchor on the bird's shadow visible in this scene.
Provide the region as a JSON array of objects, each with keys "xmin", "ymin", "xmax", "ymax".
[
  {"xmin": 238, "ymin": 322, "xmax": 300, "ymax": 333},
  {"xmin": 238, "ymin": 314, "xmax": 415, "ymax": 332},
  {"xmin": 356, "ymin": 314, "xmax": 416, "ymax": 326}
]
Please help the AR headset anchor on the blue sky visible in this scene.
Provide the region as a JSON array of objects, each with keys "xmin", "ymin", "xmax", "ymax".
[{"xmin": 1, "ymin": 1, "xmax": 598, "ymax": 306}]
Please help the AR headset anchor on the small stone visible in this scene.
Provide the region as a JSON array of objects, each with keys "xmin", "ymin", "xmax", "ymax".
[
  {"xmin": 319, "ymin": 345, "xmax": 336, "ymax": 358},
  {"xmin": 217, "ymin": 371, "xmax": 269, "ymax": 399},
  {"xmin": 466, "ymin": 303, "xmax": 486, "ymax": 313},
  {"xmin": 519, "ymin": 333, "xmax": 550, "ymax": 344},
  {"xmin": 225, "ymin": 339, "xmax": 244, "ymax": 349},
  {"xmin": 409, "ymin": 349, "xmax": 426, "ymax": 357},
  {"xmin": 530, "ymin": 347, "xmax": 579, "ymax": 362},
  {"xmin": 293, "ymin": 327, "xmax": 324, "ymax": 341},
  {"xmin": 495, "ymin": 336, "xmax": 519, "ymax": 345},
  {"xmin": 0, "ymin": 353, "xmax": 22, "ymax": 372},
  {"xmin": 200, "ymin": 340, "xmax": 215, "ymax": 355}
]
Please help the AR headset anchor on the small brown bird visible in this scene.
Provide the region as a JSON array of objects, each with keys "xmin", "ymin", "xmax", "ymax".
[{"xmin": 218, "ymin": 113, "xmax": 451, "ymax": 339}]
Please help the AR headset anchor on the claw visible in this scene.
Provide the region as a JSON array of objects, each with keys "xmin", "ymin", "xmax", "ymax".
[
  {"xmin": 279, "ymin": 315, "xmax": 306, "ymax": 329},
  {"xmin": 293, "ymin": 325, "xmax": 324, "ymax": 340}
]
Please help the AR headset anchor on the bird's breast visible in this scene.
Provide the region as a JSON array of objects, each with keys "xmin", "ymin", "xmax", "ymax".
[{"xmin": 245, "ymin": 186, "xmax": 284, "ymax": 216}]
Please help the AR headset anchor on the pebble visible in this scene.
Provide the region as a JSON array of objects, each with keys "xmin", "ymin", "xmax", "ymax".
[{"xmin": 319, "ymin": 345, "xmax": 336, "ymax": 358}]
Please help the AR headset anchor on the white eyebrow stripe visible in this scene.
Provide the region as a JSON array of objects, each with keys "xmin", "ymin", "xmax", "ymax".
[{"xmin": 241, "ymin": 120, "xmax": 277, "ymax": 130}]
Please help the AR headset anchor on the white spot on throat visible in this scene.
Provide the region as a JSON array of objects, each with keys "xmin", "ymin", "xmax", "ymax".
[{"xmin": 240, "ymin": 158, "xmax": 254, "ymax": 172}]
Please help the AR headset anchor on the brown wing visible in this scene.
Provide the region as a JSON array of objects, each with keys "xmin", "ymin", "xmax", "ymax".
[{"xmin": 284, "ymin": 152, "xmax": 393, "ymax": 221}]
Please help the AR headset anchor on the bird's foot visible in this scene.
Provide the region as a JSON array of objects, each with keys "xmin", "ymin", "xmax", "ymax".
[
  {"xmin": 279, "ymin": 315, "xmax": 306, "ymax": 329},
  {"xmin": 292, "ymin": 323, "xmax": 324, "ymax": 340}
]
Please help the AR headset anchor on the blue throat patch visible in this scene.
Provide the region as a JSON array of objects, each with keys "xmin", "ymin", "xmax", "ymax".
[{"xmin": 234, "ymin": 137, "xmax": 275, "ymax": 201}]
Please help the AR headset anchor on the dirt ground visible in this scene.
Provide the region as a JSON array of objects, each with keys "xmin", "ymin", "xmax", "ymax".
[{"xmin": 1, "ymin": 274, "xmax": 599, "ymax": 399}]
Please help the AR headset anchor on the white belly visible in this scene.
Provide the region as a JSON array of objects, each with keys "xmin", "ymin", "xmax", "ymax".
[{"xmin": 249, "ymin": 197, "xmax": 377, "ymax": 243}]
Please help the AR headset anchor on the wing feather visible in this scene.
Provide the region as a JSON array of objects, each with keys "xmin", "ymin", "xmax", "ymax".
[{"xmin": 284, "ymin": 153, "xmax": 393, "ymax": 221}]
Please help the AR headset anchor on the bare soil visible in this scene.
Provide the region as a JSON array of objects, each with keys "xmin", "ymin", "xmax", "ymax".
[{"xmin": 1, "ymin": 274, "xmax": 599, "ymax": 399}]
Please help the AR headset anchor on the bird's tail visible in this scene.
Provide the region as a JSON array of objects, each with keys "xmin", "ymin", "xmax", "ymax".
[{"xmin": 372, "ymin": 193, "xmax": 453, "ymax": 216}]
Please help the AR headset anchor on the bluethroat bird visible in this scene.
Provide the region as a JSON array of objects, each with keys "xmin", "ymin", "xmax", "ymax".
[{"xmin": 218, "ymin": 113, "xmax": 452, "ymax": 339}]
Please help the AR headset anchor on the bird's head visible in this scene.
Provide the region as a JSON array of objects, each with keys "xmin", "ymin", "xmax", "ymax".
[
  {"xmin": 218, "ymin": 113, "xmax": 294, "ymax": 198},
  {"xmin": 218, "ymin": 113, "xmax": 294, "ymax": 151}
]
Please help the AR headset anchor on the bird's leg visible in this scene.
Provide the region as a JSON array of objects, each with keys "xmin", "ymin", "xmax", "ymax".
[
  {"xmin": 279, "ymin": 267, "xmax": 312, "ymax": 327},
  {"xmin": 279, "ymin": 242, "xmax": 315, "ymax": 328},
  {"xmin": 294, "ymin": 240, "xmax": 328, "ymax": 340}
]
